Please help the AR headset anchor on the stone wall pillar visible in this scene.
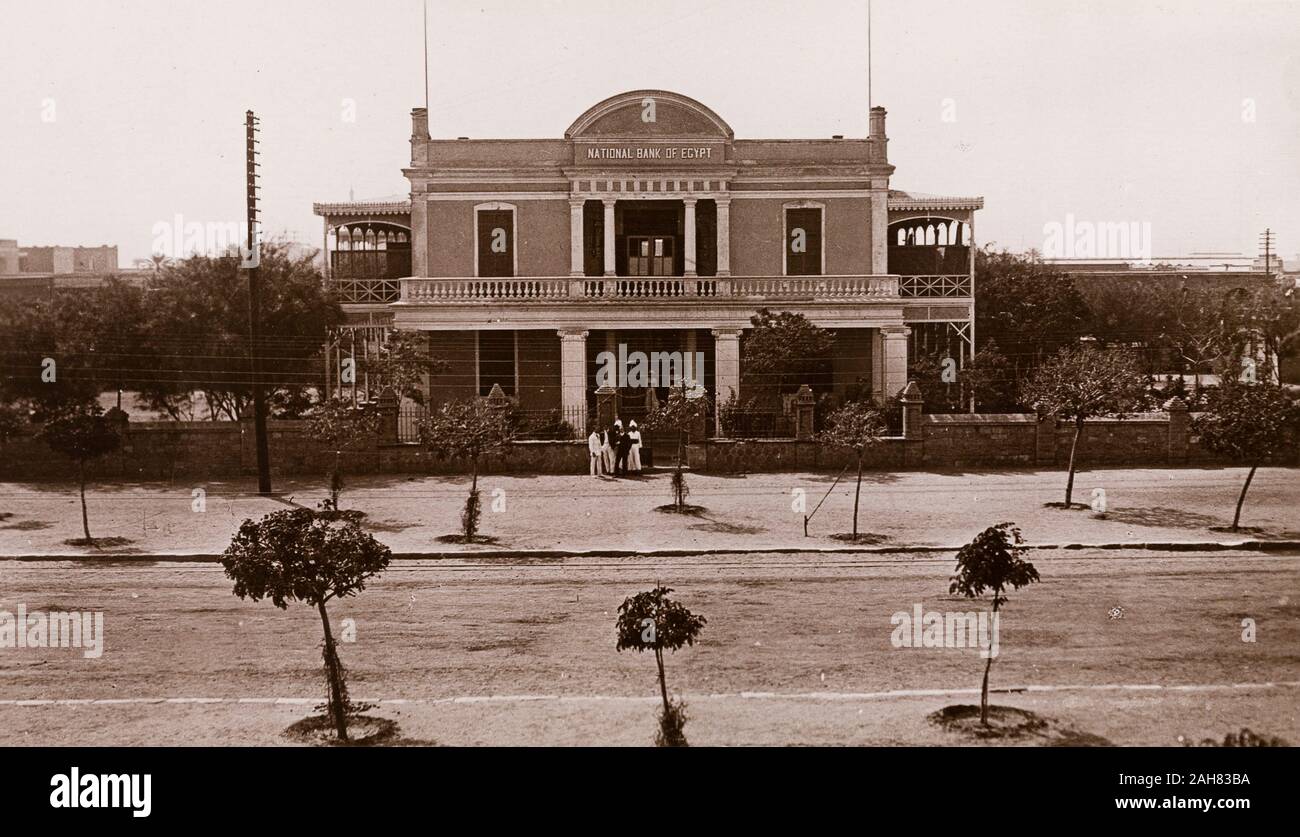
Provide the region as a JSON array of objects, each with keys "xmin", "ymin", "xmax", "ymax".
[
  {"xmin": 1166, "ymin": 397, "xmax": 1189, "ymax": 464},
  {"xmin": 558, "ymin": 329, "xmax": 588, "ymax": 437},
  {"xmin": 1035, "ymin": 412, "xmax": 1058, "ymax": 465},
  {"xmin": 376, "ymin": 387, "xmax": 399, "ymax": 444},
  {"xmin": 795, "ymin": 383, "xmax": 815, "ymax": 440},
  {"xmin": 712, "ymin": 326, "xmax": 741, "ymax": 435},
  {"xmin": 486, "ymin": 382, "xmax": 510, "ymax": 412},
  {"xmin": 900, "ymin": 380, "xmax": 923, "ymax": 441}
]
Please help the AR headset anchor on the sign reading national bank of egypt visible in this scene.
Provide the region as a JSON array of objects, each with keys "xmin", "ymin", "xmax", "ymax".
[{"xmin": 584, "ymin": 144, "xmax": 716, "ymax": 161}]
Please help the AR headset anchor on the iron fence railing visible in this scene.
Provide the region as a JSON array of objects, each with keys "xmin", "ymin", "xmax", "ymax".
[
  {"xmin": 719, "ymin": 410, "xmax": 794, "ymax": 439},
  {"xmin": 396, "ymin": 404, "xmax": 588, "ymax": 443}
]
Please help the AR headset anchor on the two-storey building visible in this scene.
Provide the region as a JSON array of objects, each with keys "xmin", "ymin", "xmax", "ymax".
[{"xmin": 314, "ymin": 89, "xmax": 981, "ymax": 436}]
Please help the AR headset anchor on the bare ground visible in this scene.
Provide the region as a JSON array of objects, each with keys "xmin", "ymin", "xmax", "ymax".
[
  {"xmin": 0, "ymin": 550, "xmax": 1296, "ymax": 745},
  {"xmin": 1, "ymin": 467, "xmax": 1297, "ymax": 557}
]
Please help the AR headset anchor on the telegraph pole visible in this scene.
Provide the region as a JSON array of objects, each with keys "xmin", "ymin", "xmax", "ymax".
[
  {"xmin": 1258, "ymin": 228, "xmax": 1274, "ymax": 276},
  {"xmin": 245, "ymin": 110, "xmax": 272, "ymax": 495}
]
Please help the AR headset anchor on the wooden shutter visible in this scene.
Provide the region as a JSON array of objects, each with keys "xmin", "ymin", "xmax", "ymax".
[
  {"xmin": 477, "ymin": 210, "xmax": 514, "ymax": 277},
  {"xmin": 785, "ymin": 207, "xmax": 822, "ymax": 276}
]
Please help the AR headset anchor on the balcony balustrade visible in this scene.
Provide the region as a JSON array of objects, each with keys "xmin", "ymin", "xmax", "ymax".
[
  {"xmin": 329, "ymin": 250, "xmax": 411, "ymax": 304},
  {"xmin": 897, "ymin": 274, "xmax": 972, "ymax": 298},
  {"xmin": 398, "ymin": 275, "xmax": 902, "ymax": 303}
]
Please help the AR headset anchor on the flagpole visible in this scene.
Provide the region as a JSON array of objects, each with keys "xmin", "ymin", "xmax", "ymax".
[
  {"xmin": 423, "ymin": 0, "xmax": 429, "ymax": 111},
  {"xmin": 867, "ymin": 0, "xmax": 872, "ymax": 113}
]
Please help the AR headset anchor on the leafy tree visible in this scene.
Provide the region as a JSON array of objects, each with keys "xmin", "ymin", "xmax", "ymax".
[
  {"xmin": 417, "ymin": 399, "xmax": 514, "ymax": 540},
  {"xmin": 907, "ymin": 350, "xmax": 964, "ymax": 414},
  {"xmin": 1218, "ymin": 282, "xmax": 1300, "ymax": 386},
  {"xmin": 0, "ymin": 402, "xmax": 26, "ymax": 444},
  {"xmin": 615, "ymin": 586, "xmax": 707, "ymax": 747},
  {"xmin": 1076, "ymin": 274, "xmax": 1170, "ymax": 350},
  {"xmin": 138, "ymin": 244, "xmax": 344, "ymax": 420},
  {"xmin": 0, "ymin": 403, "xmax": 24, "ymax": 518},
  {"xmin": 1020, "ymin": 345, "xmax": 1147, "ymax": 507},
  {"xmin": 0, "ymin": 295, "xmax": 101, "ymax": 418},
  {"xmin": 1164, "ymin": 284, "xmax": 1233, "ymax": 397},
  {"xmin": 716, "ymin": 390, "xmax": 755, "ymax": 438},
  {"xmin": 356, "ymin": 329, "xmax": 447, "ymax": 405},
  {"xmin": 817, "ymin": 400, "xmax": 888, "ymax": 540},
  {"xmin": 1078, "ymin": 276, "xmax": 1298, "ymax": 392},
  {"xmin": 949, "ymin": 523, "xmax": 1040, "ymax": 725},
  {"xmin": 1194, "ymin": 383, "xmax": 1300, "ymax": 530},
  {"xmin": 741, "ymin": 309, "xmax": 833, "ymax": 406},
  {"xmin": 75, "ymin": 279, "xmax": 155, "ymax": 410},
  {"xmin": 306, "ymin": 398, "xmax": 382, "ymax": 513},
  {"xmin": 963, "ymin": 342, "xmax": 1019, "ymax": 412},
  {"xmin": 906, "ymin": 343, "xmax": 1020, "ymax": 414},
  {"xmin": 221, "ymin": 508, "xmax": 392, "ymax": 741},
  {"xmin": 642, "ymin": 382, "xmax": 710, "ymax": 511},
  {"xmin": 974, "ymin": 247, "xmax": 1090, "ymax": 379},
  {"xmin": 38, "ymin": 407, "xmax": 123, "ymax": 541}
]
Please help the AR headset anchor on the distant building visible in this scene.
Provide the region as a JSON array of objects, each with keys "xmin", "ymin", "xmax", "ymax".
[
  {"xmin": 0, "ymin": 239, "xmax": 125, "ymax": 302},
  {"xmin": 0, "ymin": 240, "xmax": 118, "ymax": 276}
]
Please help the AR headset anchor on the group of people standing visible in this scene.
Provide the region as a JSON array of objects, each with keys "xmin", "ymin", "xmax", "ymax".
[{"xmin": 588, "ymin": 419, "xmax": 643, "ymax": 477}]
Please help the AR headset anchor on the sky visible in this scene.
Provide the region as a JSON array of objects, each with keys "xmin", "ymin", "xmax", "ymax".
[{"xmin": 1, "ymin": 0, "xmax": 1297, "ymax": 267}]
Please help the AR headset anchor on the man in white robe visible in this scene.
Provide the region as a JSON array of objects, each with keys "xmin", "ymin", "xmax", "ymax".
[{"xmin": 587, "ymin": 428, "xmax": 603, "ymax": 476}]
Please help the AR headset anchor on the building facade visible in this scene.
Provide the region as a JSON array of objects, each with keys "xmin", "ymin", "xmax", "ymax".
[
  {"xmin": 0, "ymin": 240, "xmax": 124, "ymax": 301},
  {"xmin": 313, "ymin": 90, "xmax": 982, "ymax": 435},
  {"xmin": 0, "ymin": 240, "xmax": 119, "ymax": 276}
]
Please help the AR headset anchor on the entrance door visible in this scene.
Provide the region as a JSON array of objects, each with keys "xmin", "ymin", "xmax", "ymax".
[
  {"xmin": 616, "ymin": 200, "xmax": 682, "ymax": 276},
  {"xmin": 626, "ymin": 236, "xmax": 675, "ymax": 276}
]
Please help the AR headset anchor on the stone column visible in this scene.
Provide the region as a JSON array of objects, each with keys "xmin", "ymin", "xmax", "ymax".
[
  {"xmin": 602, "ymin": 199, "xmax": 616, "ymax": 277},
  {"xmin": 715, "ymin": 198, "xmax": 731, "ymax": 277},
  {"xmin": 410, "ymin": 197, "xmax": 428, "ymax": 277},
  {"xmin": 558, "ymin": 329, "xmax": 588, "ymax": 437},
  {"xmin": 870, "ymin": 178, "xmax": 889, "ymax": 275},
  {"xmin": 568, "ymin": 198, "xmax": 585, "ymax": 277},
  {"xmin": 683, "ymin": 198, "xmax": 698, "ymax": 277},
  {"xmin": 881, "ymin": 325, "xmax": 910, "ymax": 401},
  {"xmin": 712, "ymin": 327, "xmax": 741, "ymax": 435}
]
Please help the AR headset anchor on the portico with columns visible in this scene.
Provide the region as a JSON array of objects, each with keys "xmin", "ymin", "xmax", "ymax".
[{"xmin": 315, "ymin": 89, "xmax": 980, "ymax": 439}]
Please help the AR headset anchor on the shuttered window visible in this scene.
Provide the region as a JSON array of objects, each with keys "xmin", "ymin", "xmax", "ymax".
[
  {"xmin": 785, "ymin": 207, "xmax": 822, "ymax": 276},
  {"xmin": 477, "ymin": 209, "xmax": 514, "ymax": 277}
]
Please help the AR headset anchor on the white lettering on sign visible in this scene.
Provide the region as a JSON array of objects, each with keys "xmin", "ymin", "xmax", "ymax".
[{"xmin": 585, "ymin": 146, "xmax": 713, "ymax": 161}]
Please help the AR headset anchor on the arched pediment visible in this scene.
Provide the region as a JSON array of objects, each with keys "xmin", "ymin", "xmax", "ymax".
[{"xmin": 565, "ymin": 90, "xmax": 733, "ymax": 140}]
